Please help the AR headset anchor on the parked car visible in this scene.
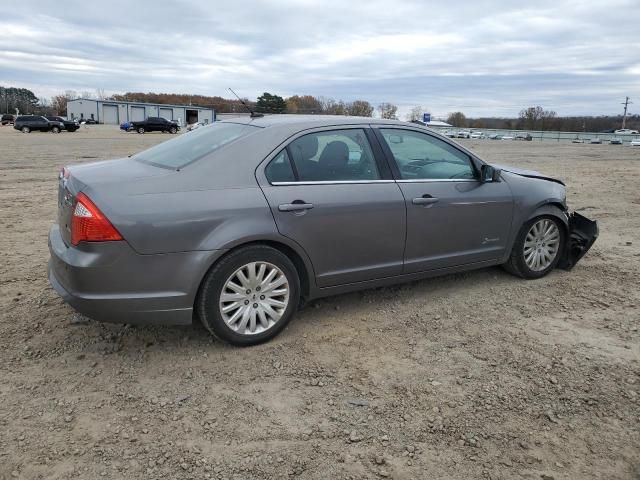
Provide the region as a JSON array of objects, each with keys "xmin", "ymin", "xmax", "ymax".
[
  {"xmin": 609, "ymin": 138, "xmax": 622, "ymax": 145},
  {"xmin": 1, "ymin": 114, "xmax": 15, "ymax": 125},
  {"xmin": 14, "ymin": 115, "xmax": 64, "ymax": 133},
  {"xmin": 470, "ymin": 132, "xmax": 486, "ymax": 139},
  {"xmin": 515, "ymin": 134, "xmax": 533, "ymax": 141},
  {"xmin": 630, "ymin": 139, "xmax": 640, "ymax": 146},
  {"xmin": 614, "ymin": 128, "xmax": 639, "ymax": 135},
  {"xmin": 46, "ymin": 116, "xmax": 79, "ymax": 132},
  {"xmin": 444, "ymin": 130, "xmax": 457, "ymax": 138},
  {"xmin": 489, "ymin": 134, "xmax": 503, "ymax": 140},
  {"xmin": 131, "ymin": 116, "xmax": 180, "ymax": 134},
  {"xmin": 48, "ymin": 116, "xmax": 598, "ymax": 346},
  {"xmin": 502, "ymin": 135, "xmax": 514, "ymax": 140},
  {"xmin": 457, "ymin": 130, "xmax": 471, "ymax": 138},
  {"xmin": 187, "ymin": 121, "xmax": 205, "ymax": 132},
  {"xmin": 81, "ymin": 118, "xmax": 97, "ymax": 125},
  {"xmin": 589, "ymin": 138, "xmax": 602, "ymax": 144}
]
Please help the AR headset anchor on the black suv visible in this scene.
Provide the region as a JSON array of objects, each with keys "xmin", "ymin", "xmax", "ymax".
[
  {"xmin": 14, "ymin": 115, "xmax": 64, "ymax": 133},
  {"xmin": 46, "ymin": 116, "xmax": 79, "ymax": 132},
  {"xmin": 1, "ymin": 114, "xmax": 15, "ymax": 125},
  {"xmin": 131, "ymin": 117, "xmax": 180, "ymax": 134}
]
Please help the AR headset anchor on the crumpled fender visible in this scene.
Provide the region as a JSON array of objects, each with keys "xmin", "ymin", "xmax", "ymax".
[{"xmin": 558, "ymin": 212, "xmax": 598, "ymax": 270}]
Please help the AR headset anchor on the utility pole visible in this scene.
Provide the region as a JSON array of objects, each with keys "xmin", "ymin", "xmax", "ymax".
[{"xmin": 621, "ymin": 96, "xmax": 632, "ymax": 129}]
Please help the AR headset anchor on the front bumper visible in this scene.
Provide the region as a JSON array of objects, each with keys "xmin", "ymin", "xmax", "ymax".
[
  {"xmin": 48, "ymin": 224, "xmax": 223, "ymax": 326},
  {"xmin": 558, "ymin": 212, "xmax": 598, "ymax": 270}
]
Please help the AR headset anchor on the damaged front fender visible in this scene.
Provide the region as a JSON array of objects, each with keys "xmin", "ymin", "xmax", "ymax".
[{"xmin": 558, "ymin": 212, "xmax": 598, "ymax": 270}]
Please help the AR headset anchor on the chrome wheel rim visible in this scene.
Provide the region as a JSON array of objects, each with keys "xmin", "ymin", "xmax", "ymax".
[
  {"xmin": 524, "ymin": 219, "xmax": 560, "ymax": 271},
  {"xmin": 219, "ymin": 262, "xmax": 290, "ymax": 335}
]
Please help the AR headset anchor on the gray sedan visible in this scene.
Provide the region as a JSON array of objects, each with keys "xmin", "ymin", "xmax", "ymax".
[{"xmin": 48, "ymin": 116, "xmax": 598, "ymax": 345}]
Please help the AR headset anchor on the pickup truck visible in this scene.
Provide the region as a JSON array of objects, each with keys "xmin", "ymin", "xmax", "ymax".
[
  {"xmin": 46, "ymin": 116, "xmax": 79, "ymax": 132},
  {"xmin": 131, "ymin": 117, "xmax": 180, "ymax": 134}
]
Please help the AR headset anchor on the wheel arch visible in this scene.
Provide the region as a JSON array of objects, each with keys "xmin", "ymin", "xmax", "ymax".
[{"xmin": 526, "ymin": 202, "xmax": 569, "ymax": 229}]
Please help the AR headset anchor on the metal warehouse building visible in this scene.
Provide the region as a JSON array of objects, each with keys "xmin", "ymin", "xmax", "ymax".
[{"xmin": 67, "ymin": 99, "xmax": 215, "ymax": 126}]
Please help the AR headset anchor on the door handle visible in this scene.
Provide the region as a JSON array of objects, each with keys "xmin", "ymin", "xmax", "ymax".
[
  {"xmin": 412, "ymin": 195, "xmax": 439, "ymax": 205},
  {"xmin": 279, "ymin": 201, "xmax": 314, "ymax": 212}
]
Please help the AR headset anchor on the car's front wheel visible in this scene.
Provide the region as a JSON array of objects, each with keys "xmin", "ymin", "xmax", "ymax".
[
  {"xmin": 169, "ymin": 126, "xmax": 177, "ymax": 134},
  {"xmin": 504, "ymin": 215, "xmax": 565, "ymax": 279},
  {"xmin": 197, "ymin": 245, "xmax": 300, "ymax": 346},
  {"xmin": 21, "ymin": 126, "xmax": 30, "ymax": 133},
  {"xmin": 137, "ymin": 127, "xmax": 145, "ymax": 134},
  {"xmin": 51, "ymin": 126, "xmax": 61, "ymax": 133}
]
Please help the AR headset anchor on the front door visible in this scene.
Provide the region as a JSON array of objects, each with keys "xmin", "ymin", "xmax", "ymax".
[
  {"xmin": 259, "ymin": 127, "xmax": 406, "ymax": 287},
  {"xmin": 375, "ymin": 127, "xmax": 513, "ymax": 273}
]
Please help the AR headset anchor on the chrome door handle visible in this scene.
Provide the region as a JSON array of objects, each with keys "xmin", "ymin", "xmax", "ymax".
[
  {"xmin": 412, "ymin": 196, "xmax": 439, "ymax": 205},
  {"xmin": 279, "ymin": 202, "xmax": 314, "ymax": 212}
]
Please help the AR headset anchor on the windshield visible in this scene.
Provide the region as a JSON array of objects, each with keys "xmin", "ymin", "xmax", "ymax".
[{"xmin": 134, "ymin": 122, "xmax": 260, "ymax": 169}]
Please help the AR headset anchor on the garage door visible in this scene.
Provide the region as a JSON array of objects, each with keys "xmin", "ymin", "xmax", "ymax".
[
  {"xmin": 103, "ymin": 105, "xmax": 119, "ymax": 124},
  {"xmin": 131, "ymin": 106, "xmax": 145, "ymax": 122},
  {"xmin": 159, "ymin": 108, "xmax": 173, "ymax": 121}
]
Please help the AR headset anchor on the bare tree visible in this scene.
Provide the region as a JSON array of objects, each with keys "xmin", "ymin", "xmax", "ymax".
[
  {"xmin": 518, "ymin": 106, "xmax": 557, "ymax": 130},
  {"xmin": 406, "ymin": 106, "xmax": 424, "ymax": 122},
  {"xmin": 446, "ymin": 111, "xmax": 467, "ymax": 127},
  {"xmin": 95, "ymin": 88, "xmax": 107, "ymax": 100},
  {"xmin": 346, "ymin": 100, "xmax": 374, "ymax": 117},
  {"xmin": 378, "ymin": 102, "xmax": 398, "ymax": 119}
]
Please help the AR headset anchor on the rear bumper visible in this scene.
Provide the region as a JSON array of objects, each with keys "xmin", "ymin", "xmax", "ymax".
[{"xmin": 48, "ymin": 224, "xmax": 224, "ymax": 326}]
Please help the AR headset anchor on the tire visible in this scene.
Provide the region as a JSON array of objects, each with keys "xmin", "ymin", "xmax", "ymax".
[
  {"xmin": 197, "ymin": 245, "xmax": 300, "ymax": 346},
  {"xmin": 137, "ymin": 127, "xmax": 145, "ymax": 134},
  {"xmin": 51, "ymin": 126, "xmax": 60, "ymax": 133},
  {"xmin": 503, "ymin": 215, "xmax": 565, "ymax": 279},
  {"xmin": 21, "ymin": 126, "xmax": 30, "ymax": 133},
  {"xmin": 169, "ymin": 126, "xmax": 177, "ymax": 134}
]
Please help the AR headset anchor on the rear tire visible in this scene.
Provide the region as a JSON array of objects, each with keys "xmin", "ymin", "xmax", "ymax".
[
  {"xmin": 51, "ymin": 126, "xmax": 60, "ymax": 133},
  {"xmin": 169, "ymin": 126, "xmax": 177, "ymax": 134},
  {"xmin": 21, "ymin": 126, "xmax": 30, "ymax": 133},
  {"xmin": 197, "ymin": 245, "xmax": 300, "ymax": 346},
  {"xmin": 137, "ymin": 127, "xmax": 145, "ymax": 134},
  {"xmin": 503, "ymin": 215, "xmax": 565, "ymax": 279}
]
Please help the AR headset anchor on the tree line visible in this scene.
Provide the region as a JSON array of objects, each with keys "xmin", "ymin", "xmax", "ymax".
[{"xmin": 446, "ymin": 107, "xmax": 639, "ymax": 132}]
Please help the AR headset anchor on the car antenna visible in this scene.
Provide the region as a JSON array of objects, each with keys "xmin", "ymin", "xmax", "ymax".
[{"xmin": 228, "ymin": 88, "xmax": 263, "ymax": 118}]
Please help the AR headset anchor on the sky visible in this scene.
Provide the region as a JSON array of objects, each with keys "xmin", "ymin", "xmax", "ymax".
[{"xmin": 0, "ymin": 0, "xmax": 639, "ymax": 119}]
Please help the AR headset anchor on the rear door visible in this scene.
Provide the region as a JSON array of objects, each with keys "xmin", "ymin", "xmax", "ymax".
[
  {"xmin": 374, "ymin": 127, "xmax": 513, "ymax": 273},
  {"xmin": 258, "ymin": 127, "xmax": 406, "ymax": 287}
]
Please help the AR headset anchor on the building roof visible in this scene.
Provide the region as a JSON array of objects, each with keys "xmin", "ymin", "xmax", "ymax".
[{"xmin": 67, "ymin": 98, "xmax": 213, "ymax": 110}]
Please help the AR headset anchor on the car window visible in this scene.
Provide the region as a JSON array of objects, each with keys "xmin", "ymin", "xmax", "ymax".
[
  {"xmin": 380, "ymin": 129, "xmax": 476, "ymax": 180},
  {"xmin": 134, "ymin": 122, "xmax": 259, "ymax": 169},
  {"xmin": 288, "ymin": 129, "xmax": 379, "ymax": 181},
  {"xmin": 265, "ymin": 149, "xmax": 295, "ymax": 183}
]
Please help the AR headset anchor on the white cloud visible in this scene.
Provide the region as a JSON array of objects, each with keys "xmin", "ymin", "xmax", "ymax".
[{"xmin": 0, "ymin": 0, "xmax": 638, "ymax": 117}]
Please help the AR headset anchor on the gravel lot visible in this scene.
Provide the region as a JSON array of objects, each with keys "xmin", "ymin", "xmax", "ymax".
[{"xmin": 1, "ymin": 125, "xmax": 638, "ymax": 480}]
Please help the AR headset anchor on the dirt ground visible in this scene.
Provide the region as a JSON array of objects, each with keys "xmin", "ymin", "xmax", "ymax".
[{"xmin": 0, "ymin": 125, "xmax": 638, "ymax": 480}]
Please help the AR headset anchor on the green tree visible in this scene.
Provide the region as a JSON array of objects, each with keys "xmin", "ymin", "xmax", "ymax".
[
  {"xmin": 446, "ymin": 111, "xmax": 467, "ymax": 127},
  {"xmin": 256, "ymin": 92, "xmax": 287, "ymax": 113}
]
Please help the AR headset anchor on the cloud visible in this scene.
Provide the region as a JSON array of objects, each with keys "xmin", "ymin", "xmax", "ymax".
[{"xmin": 0, "ymin": 0, "xmax": 638, "ymax": 117}]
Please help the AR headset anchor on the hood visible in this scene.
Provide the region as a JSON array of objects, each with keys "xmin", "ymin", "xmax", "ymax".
[{"xmin": 493, "ymin": 164, "xmax": 565, "ymax": 186}]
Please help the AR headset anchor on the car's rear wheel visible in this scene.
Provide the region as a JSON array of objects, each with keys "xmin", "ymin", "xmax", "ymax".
[
  {"xmin": 169, "ymin": 126, "xmax": 177, "ymax": 134},
  {"xmin": 137, "ymin": 127, "xmax": 145, "ymax": 134},
  {"xmin": 197, "ymin": 245, "xmax": 300, "ymax": 346},
  {"xmin": 51, "ymin": 126, "xmax": 61, "ymax": 133},
  {"xmin": 504, "ymin": 215, "xmax": 565, "ymax": 279},
  {"xmin": 21, "ymin": 126, "xmax": 30, "ymax": 133}
]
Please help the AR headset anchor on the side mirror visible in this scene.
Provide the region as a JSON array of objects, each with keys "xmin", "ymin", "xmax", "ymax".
[{"xmin": 480, "ymin": 164, "xmax": 501, "ymax": 183}]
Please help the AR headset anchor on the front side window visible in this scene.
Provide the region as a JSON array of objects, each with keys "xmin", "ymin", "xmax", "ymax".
[
  {"xmin": 380, "ymin": 129, "xmax": 476, "ymax": 180},
  {"xmin": 287, "ymin": 129, "xmax": 380, "ymax": 181},
  {"xmin": 134, "ymin": 122, "xmax": 259, "ymax": 169}
]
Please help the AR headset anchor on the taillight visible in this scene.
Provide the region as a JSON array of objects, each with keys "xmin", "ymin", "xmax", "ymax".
[{"xmin": 71, "ymin": 193, "xmax": 123, "ymax": 245}]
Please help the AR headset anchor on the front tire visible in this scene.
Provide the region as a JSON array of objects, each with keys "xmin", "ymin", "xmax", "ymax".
[
  {"xmin": 137, "ymin": 127, "xmax": 145, "ymax": 134},
  {"xmin": 21, "ymin": 126, "xmax": 30, "ymax": 133},
  {"xmin": 51, "ymin": 126, "xmax": 61, "ymax": 133},
  {"xmin": 169, "ymin": 126, "xmax": 177, "ymax": 134},
  {"xmin": 197, "ymin": 245, "xmax": 300, "ymax": 346},
  {"xmin": 504, "ymin": 215, "xmax": 565, "ymax": 279}
]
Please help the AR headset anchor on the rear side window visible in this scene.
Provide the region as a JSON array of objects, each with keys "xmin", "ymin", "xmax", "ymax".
[
  {"xmin": 287, "ymin": 129, "xmax": 380, "ymax": 181},
  {"xmin": 134, "ymin": 122, "xmax": 259, "ymax": 169},
  {"xmin": 265, "ymin": 150, "xmax": 295, "ymax": 183}
]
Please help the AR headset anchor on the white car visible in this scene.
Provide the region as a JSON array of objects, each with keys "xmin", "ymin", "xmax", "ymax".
[
  {"xmin": 589, "ymin": 138, "xmax": 602, "ymax": 144},
  {"xmin": 615, "ymin": 128, "xmax": 639, "ymax": 135},
  {"xmin": 631, "ymin": 139, "xmax": 640, "ymax": 146},
  {"xmin": 457, "ymin": 130, "xmax": 471, "ymax": 138},
  {"xmin": 470, "ymin": 132, "xmax": 486, "ymax": 139},
  {"xmin": 502, "ymin": 135, "xmax": 514, "ymax": 140}
]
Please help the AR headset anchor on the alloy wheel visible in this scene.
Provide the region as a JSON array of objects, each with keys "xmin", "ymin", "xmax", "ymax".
[
  {"xmin": 219, "ymin": 261, "xmax": 290, "ymax": 335},
  {"xmin": 523, "ymin": 219, "xmax": 561, "ymax": 271}
]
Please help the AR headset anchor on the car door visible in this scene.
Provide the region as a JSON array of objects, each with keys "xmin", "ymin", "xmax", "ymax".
[
  {"xmin": 258, "ymin": 127, "xmax": 406, "ymax": 288},
  {"xmin": 374, "ymin": 127, "xmax": 513, "ymax": 274},
  {"xmin": 35, "ymin": 116, "xmax": 49, "ymax": 131}
]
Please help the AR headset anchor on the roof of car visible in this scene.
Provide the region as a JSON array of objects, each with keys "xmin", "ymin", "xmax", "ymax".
[{"xmin": 218, "ymin": 114, "xmax": 416, "ymax": 129}]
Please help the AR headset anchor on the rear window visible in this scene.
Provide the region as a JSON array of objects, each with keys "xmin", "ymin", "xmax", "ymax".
[{"xmin": 134, "ymin": 122, "xmax": 259, "ymax": 169}]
